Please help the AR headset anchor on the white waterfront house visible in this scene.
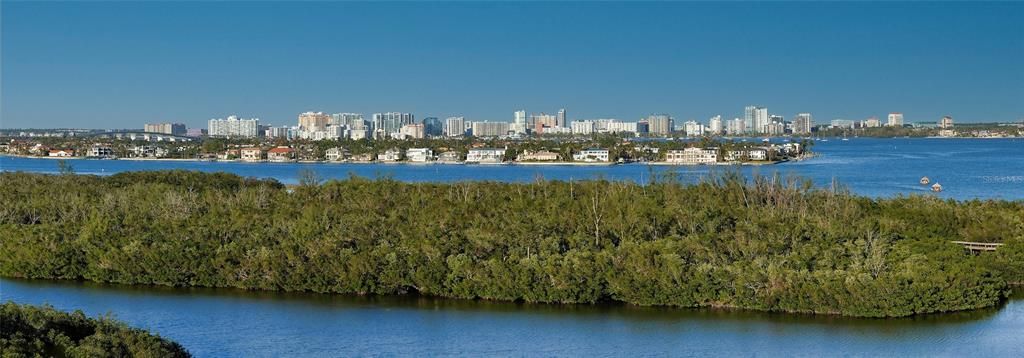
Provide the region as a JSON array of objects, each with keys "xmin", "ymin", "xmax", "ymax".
[
  {"xmin": 406, "ymin": 148, "xmax": 434, "ymax": 162},
  {"xmin": 572, "ymin": 148, "xmax": 610, "ymax": 162},
  {"xmin": 665, "ymin": 147, "xmax": 718, "ymax": 164},
  {"xmin": 87, "ymin": 145, "xmax": 115, "ymax": 158},
  {"xmin": 379, "ymin": 148, "xmax": 402, "ymax": 162},
  {"xmin": 466, "ymin": 148, "xmax": 505, "ymax": 163},
  {"xmin": 437, "ymin": 151, "xmax": 462, "ymax": 163},
  {"xmin": 725, "ymin": 148, "xmax": 769, "ymax": 162}
]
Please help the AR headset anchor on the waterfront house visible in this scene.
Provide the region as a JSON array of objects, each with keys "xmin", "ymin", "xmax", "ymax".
[
  {"xmin": 437, "ymin": 151, "xmax": 462, "ymax": 163},
  {"xmin": 48, "ymin": 149, "xmax": 75, "ymax": 157},
  {"xmin": 466, "ymin": 148, "xmax": 505, "ymax": 163},
  {"xmin": 267, "ymin": 146, "xmax": 296, "ymax": 162},
  {"xmin": 240, "ymin": 147, "xmax": 263, "ymax": 162},
  {"xmin": 726, "ymin": 148, "xmax": 768, "ymax": 162},
  {"xmin": 406, "ymin": 148, "xmax": 434, "ymax": 162},
  {"xmin": 572, "ymin": 148, "xmax": 610, "ymax": 162},
  {"xmin": 774, "ymin": 143, "xmax": 802, "ymax": 155},
  {"xmin": 131, "ymin": 145, "xmax": 169, "ymax": 158},
  {"xmin": 748, "ymin": 148, "xmax": 768, "ymax": 161},
  {"xmin": 518, "ymin": 150, "xmax": 560, "ymax": 162},
  {"xmin": 325, "ymin": 147, "xmax": 350, "ymax": 161},
  {"xmin": 379, "ymin": 148, "xmax": 403, "ymax": 162},
  {"xmin": 665, "ymin": 147, "xmax": 718, "ymax": 164},
  {"xmin": 87, "ymin": 145, "xmax": 115, "ymax": 158}
]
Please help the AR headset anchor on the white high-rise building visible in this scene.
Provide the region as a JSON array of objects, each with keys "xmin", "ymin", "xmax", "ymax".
[
  {"xmin": 512, "ymin": 110, "xmax": 528, "ymax": 134},
  {"xmin": 888, "ymin": 113, "xmax": 904, "ymax": 127},
  {"xmin": 793, "ymin": 113, "xmax": 814, "ymax": 134},
  {"xmin": 754, "ymin": 107, "xmax": 769, "ymax": 134},
  {"xmin": 726, "ymin": 118, "xmax": 745, "ymax": 136},
  {"xmin": 603, "ymin": 121, "xmax": 638, "ymax": 134},
  {"xmin": 708, "ymin": 115, "xmax": 723, "ymax": 135},
  {"xmin": 557, "ymin": 108, "xmax": 567, "ymax": 127},
  {"xmin": 514, "ymin": 110, "xmax": 527, "ymax": 125},
  {"xmin": 208, "ymin": 115, "xmax": 260, "ymax": 138},
  {"xmin": 571, "ymin": 120, "xmax": 595, "ymax": 135},
  {"xmin": 444, "ymin": 116, "xmax": 466, "ymax": 137},
  {"xmin": 744, "ymin": 106, "xmax": 768, "ymax": 134},
  {"xmin": 683, "ymin": 121, "xmax": 705, "ymax": 137}
]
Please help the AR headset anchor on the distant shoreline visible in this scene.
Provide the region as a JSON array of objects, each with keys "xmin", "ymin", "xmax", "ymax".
[{"xmin": 1, "ymin": 154, "xmax": 789, "ymax": 166}]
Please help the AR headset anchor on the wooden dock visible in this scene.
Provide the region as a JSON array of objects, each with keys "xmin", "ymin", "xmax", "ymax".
[{"xmin": 950, "ymin": 241, "xmax": 1004, "ymax": 252}]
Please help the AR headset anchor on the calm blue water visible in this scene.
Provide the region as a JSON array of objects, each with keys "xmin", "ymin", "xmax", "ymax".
[
  {"xmin": 2, "ymin": 138, "xmax": 1022, "ymax": 200},
  {"xmin": 3, "ymin": 279, "xmax": 1023, "ymax": 357}
]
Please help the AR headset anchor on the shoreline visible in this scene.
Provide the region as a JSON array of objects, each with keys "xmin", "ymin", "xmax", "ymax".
[
  {"xmin": 0, "ymin": 275, "xmax": 1006, "ymax": 319},
  {"xmin": 2, "ymin": 154, "xmax": 793, "ymax": 166}
]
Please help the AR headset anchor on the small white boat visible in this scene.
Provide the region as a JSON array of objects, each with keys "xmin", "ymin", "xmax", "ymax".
[{"xmin": 931, "ymin": 183, "xmax": 943, "ymax": 192}]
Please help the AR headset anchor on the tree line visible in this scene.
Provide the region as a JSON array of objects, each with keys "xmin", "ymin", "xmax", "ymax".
[
  {"xmin": 1, "ymin": 170, "xmax": 1021, "ymax": 317},
  {"xmin": 1, "ymin": 301, "xmax": 189, "ymax": 357}
]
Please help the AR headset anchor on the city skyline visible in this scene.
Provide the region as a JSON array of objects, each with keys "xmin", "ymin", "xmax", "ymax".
[{"xmin": 2, "ymin": 1, "xmax": 1022, "ymax": 128}]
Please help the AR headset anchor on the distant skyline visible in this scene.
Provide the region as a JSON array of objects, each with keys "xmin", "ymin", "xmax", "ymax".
[{"xmin": 2, "ymin": 1, "xmax": 1022, "ymax": 129}]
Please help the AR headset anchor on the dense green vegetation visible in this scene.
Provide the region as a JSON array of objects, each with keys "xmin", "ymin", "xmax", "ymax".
[
  {"xmin": 2, "ymin": 171, "xmax": 1022, "ymax": 317},
  {"xmin": 0, "ymin": 302, "xmax": 189, "ymax": 357}
]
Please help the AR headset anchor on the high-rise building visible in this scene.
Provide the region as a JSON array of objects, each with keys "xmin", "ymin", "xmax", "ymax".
[
  {"xmin": 571, "ymin": 120, "xmax": 595, "ymax": 135},
  {"xmin": 863, "ymin": 117, "xmax": 881, "ymax": 128},
  {"xmin": 683, "ymin": 121, "xmax": 705, "ymax": 137},
  {"xmin": 603, "ymin": 120, "xmax": 639, "ymax": 134},
  {"xmin": 938, "ymin": 115, "xmax": 954, "ymax": 129},
  {"xmin": 531, "ymin": 113, "xmax": 557, "ymax": 128},
  {"xmin": 887, "ymin": 113, "xmax": 904, "ymax": 127},
  {"xmin": 331, "ymin": 113, "xmax": 365, "ymax": 128},
  {"xmin": 422, "ymin": 117, "xmax": 443, "ymax": 137},
  {"xmin": 557, "ymin": 108, "xmax": 567, "ymax": 127},
  {"xmin": 744, "ymin": 106, "xmax": 756, "ymax": 133},
  {"xmin": 298, "ymin": 112, "xmax": 330, "ymax": 131},
  {"xmin": 373, "ymin": 112, "xmax": 415, "ymax": 139},
  {"xmin": 514, "ymin": 110, "xmax": 527, "ymax": 126},
  {"xmin": 743, "ymin": 106, "xmax": 768, "ymax": 134},
  {"xmin": 444, "ymin": 116, "xmax": 465, "ymax": 137},
  {"xmin": 645, "ymin": 114, "xmax": 673, "ymax": 135},
  {"xmin": 512, "ymin": 110, "xmax": 529, "ymax": 134},
  {"xmin": 793, "ymin": 113, "xmax": 814, "ymax": 134},
  {"xmin": 400, "ymin": 123, "xmax": 425, "ymax": 139},
  {"xmin": 208, "ymin": 115, "xmax": 260, "ymax": 138},
  {"xmin": 471, "ymin": 121, "xmax": 510, "ymax": 137},
  {"xmin": 708, "ymin": 115, "xmax": 723, "ymax": 135},
  {"xmin": 831, "ymin": 119, "xmax": 856, "ymax": 129},
  {"xmin": 726, "ymin": 118, "xmax": 745, "ymax": 136},
  {"xmin": 144, "ymin": 123, "xmax": 186, "ymax": 135}
]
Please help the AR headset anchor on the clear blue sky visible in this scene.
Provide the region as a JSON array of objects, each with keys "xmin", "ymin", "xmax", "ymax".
[{"xmin": 2, "ymin": 1, "xmax": 1022, "ymax": 129}]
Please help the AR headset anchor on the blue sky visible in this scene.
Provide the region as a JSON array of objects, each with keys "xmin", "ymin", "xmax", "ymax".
[{"xmin": 2, "ymin": 1, "xmax": 1022, "ymax": 129}]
